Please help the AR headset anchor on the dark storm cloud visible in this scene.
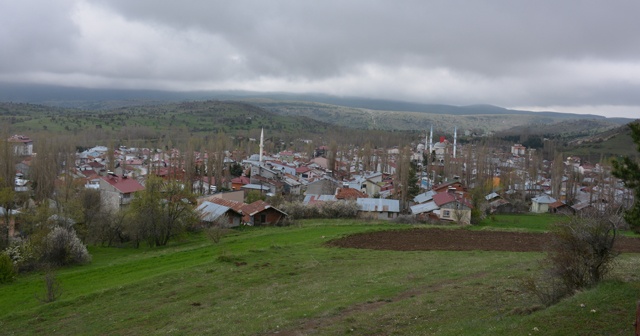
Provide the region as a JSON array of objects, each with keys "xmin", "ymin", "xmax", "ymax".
[{"xmin": 1, "ymin": 1, "xmax": 640, "ymax": 117}]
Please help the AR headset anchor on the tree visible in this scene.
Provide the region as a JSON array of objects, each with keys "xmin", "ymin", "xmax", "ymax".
[
  {"xmin": 0, "ymin": 136, "xmax": 17, "ymax": 249},
  {"xmin": 0, "ymin": 187, "xmax": 15, "ymax": 249},
  {"xmin": 245, "ymin": 190, "xmax": 265, "ymax": 204},
  {"xmin": 127, "ymin": 175, "xmax": 198, "ymax": 247},
  {"xmin": 229, "ymin": 162, "xmax": 243, "ymax": 177},
  {"xmin": 612, "ymin": 122, "xmax": 640, "ymax": 232}
]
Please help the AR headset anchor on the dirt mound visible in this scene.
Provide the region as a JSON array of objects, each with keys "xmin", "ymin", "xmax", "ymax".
[{"xmin": 328, "ymin": 228, "xmax": 640, "ymax": 253}]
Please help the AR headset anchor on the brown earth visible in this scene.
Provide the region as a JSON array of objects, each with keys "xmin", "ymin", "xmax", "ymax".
[{"xmin": 327, "ymin": 228, "xmax": 640, "ymax": 253}]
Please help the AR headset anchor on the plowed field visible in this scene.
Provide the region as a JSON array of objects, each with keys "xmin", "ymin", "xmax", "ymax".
[{"xmin": 328, "ymin": 228, "xmax": 640, "ymax": 253}]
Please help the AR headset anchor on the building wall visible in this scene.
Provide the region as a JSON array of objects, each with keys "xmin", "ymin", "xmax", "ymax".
[
  {"xmin": 357, "ymin": 211, "xmax": 398, "ymax": 220},
  {"xmin": 530, "ymin": 202, "xmax": 549, "ymax": 213},
  {"xmin": 250, "ymin": 208, "xmax": 285, "ymax": 226}
]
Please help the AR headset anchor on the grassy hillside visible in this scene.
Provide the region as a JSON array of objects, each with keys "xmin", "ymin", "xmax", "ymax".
[
  {"xmin": 1, "ymin": 218, "xmax": 639, "ymax": 335},
  {"xmin": 565, "ymin": 120, "xmax": 640, "ymax": 162}
]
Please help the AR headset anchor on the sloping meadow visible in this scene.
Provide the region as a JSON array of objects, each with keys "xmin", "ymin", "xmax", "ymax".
[{"xmin": 1, "ymin": 219, "xmax": 639, "ymax": 335}]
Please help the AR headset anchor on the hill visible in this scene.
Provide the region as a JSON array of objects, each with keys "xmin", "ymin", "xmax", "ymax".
[
  {"xmin": 245, "ymin": 98, "xmax": 629, "ymax": 135},
  {"xmin": 1, "ymin": 220, "xmax": 638, "ymax": 335},
  {"xmin": 0, "ymin": 100, "xmax": 335, "ymax": 146},
  {"xmin": 565, "ymin": 120, "xmax": 640, "ymax": 161},
  {"xmin": 0, "ymin": 84, "xmax": 634, "ymax": 138}
]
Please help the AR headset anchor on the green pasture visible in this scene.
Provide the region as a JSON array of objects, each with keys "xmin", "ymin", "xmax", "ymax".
[
  {"xmin": 1, "ymin": 217, "xmax": 639, "ymax": 335},
  {"xmin": 474, "ymin": 213, "xmax": 567, "ymax": 232}
]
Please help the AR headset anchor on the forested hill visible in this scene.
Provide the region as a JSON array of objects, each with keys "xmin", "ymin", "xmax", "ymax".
[{"xmin": 0, "ymin": 100, "xmax": 333, "ymax": 138}]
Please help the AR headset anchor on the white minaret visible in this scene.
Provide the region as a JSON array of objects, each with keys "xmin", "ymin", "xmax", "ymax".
[
  {"xmin": 259, "ymin": 128, "xmax": 264, "ymax": 163},
  {"xmin": 453, "ymin": 126, "xmax": 457, "ymax": 159},
  {"xmin": 429, "ymin": 125, "xmax": 433, "ymax": 153}
]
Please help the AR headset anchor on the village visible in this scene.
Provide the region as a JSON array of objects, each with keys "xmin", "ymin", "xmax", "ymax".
[{"xmin": 2, "ymin": 125, "xmax": 634, "ymax": 239}]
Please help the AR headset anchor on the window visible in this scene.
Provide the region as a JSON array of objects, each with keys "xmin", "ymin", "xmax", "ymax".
[{"xmin": 443, "ymin": 210, "xmax": 451, "ymax": 218}]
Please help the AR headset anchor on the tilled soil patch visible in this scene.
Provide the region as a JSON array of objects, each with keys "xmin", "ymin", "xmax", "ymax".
[{"xmin": 327, "ymin": 228, "xmax": 640, "ymax": 253}]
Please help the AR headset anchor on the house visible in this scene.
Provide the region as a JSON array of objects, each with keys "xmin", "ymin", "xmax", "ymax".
[
  {"xmin": 282, "ymin": 175, "xmax": 302, "ymax": 195},
  {"xmin": 295, "ymin": 166, "xmax": 311, "ymax": 179},
  {"xmin": 231, "ymin": 176, "xmax": 250, "ymax": 190},
  {"xmin": 309, "ymin": 157, "xmax": 329, "ymax": 170},
  {"xmin": 99, "ymin": 174, "xmax": 145, "ymax": 211},
  {"xmin": 362, "ymin": 179, "xmax": 383, "ymax": 197},
  {"xmin": 549, "ymin": 200, "xmax": 573, "ymax": 215},
  {"xmin": 433, "ymin": 191, "xmax": 473, "ymax": 224},
  {"xmin": 409, "ymin": 201, "xmax": 439, "ymax": 220},
  {"xmin": 432, "ymin": 180, "xmax": 466, "ymax": 193},
  {"xmin": 196, "ymin": 201, "xmax": 243, "ymax": 228},
  {"xmin": 356, "ymin": 198, "xmax": 400, "ymax": 220},
  {"xmin": 8, "ymin": 135, "xmax": 33, "ymax": 156},
  {"xmin": 306, "ymin": 177, "xmax": 341, "ymax": 196},
  {"xmin": 511, "ymin": 144, "xmax": 526, "ymax": 156},
  {"xmin": 530, "ymin": 195, "xmax": 557, "ymax": 213},
  {"xmin": 242, "ymin": 200, "xmax": 288, "ymax": 226},
  {"xmin": 198, "ymin": 196, "xmax": 287, "ymax": 226}
]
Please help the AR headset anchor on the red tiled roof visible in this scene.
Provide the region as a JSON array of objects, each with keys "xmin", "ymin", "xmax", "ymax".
[
  {"xmin": 101, "ymin": 175, "xmax": 145, "ymax": 194},
  {"xmin": 335, "ymin": 187, "xmax": 367, "ymax": 200},
  {"xmin": 295, "ymin": 166, "xmax": 311, "ymax": 174},
  {"xmin": 433, "ymin": 191, "xmax": 473, "ymax": 208},
  {"xmin": 205, "ymin": 197, "xmax": 245, "ymax": 213},
  {"xmin": 231, "ymin": 176, "xmax": 250, "ymax": 185},
  {"xmin": 241, "ymin": 200, "xmax": 286, "ymax": 222},
  {"xmin": 549, "ymin": 201, "xmax": 567, "ymax": 209},
  {"xmin": 8, "ymin": 135, "xmax": 32, "ymax": 143}
]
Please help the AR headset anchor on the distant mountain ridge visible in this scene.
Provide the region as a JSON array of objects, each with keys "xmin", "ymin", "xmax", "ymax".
[{"xmin": 0, "ymin": 82, "xmax": 631, "ymax": 122}]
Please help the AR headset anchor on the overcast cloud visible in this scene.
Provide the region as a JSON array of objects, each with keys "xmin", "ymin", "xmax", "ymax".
[{"xmin": 1, "ymin": 1, "xmax": 639, "ymax": 118}]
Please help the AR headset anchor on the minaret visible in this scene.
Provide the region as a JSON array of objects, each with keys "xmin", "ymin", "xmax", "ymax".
[
  {"xmin": 429, "ymin": 125, "xmax": 433, "ymax": 153},
  {"xmin": 424, "ymin": 131, "xmax": 429, "ymax": 153},
  {"xmin": 259, "ymin": 128, "xmax": 264, "ymax": 163},
  {"xmin": 453, "ymin": 126, "xmax": 457, "ymax": 159}
]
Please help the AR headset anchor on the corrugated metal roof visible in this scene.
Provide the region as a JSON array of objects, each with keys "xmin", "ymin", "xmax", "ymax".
[
  {"xmin": 413, "ymin": 190, "xmax": 436, "ymax": 204},
  {"xmin": 532, "ymin": 195, "xmax": 557, "ymax": 204},
  {"xmin": 410, "ymin": 201, "xmax": 439, "ymax": 214},
  {"xmin": 196, "ymin": 201, "xmax": 232, "ymax": 222}
]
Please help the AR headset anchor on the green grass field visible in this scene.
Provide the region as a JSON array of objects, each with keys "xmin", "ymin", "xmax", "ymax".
[{"xmin": 1, "ymin": 217, "xmax": 639, "ymax": 335}]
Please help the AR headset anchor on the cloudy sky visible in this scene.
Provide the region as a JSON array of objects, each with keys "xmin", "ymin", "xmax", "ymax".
[{"xmin": 1, "ymin": 1, "xmax": 639, "ymax": 118}]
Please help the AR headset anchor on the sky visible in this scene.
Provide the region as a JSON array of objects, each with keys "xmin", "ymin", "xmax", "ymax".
[{"xmin": 1, "ymin": 1, "xmax": 639, "ymax": 118}]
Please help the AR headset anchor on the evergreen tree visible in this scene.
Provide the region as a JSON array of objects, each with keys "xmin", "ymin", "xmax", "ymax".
[{"xmin": 612, "ymin": 122, "xmax": 640, "ymax": 233}]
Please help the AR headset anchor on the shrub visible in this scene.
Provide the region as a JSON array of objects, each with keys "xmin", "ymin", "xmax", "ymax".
[
  {"xmin": 205, "ymin": 226, "xmax": 229, "ymax": 244},
  {"xmin": 281, "ymin": 200, "xmax": 359, "ymax": 220},
  {"xmin": 0, "ymin": 253, "xmax": 16, "ymax": 284},
  {"xmin": 524, "ymin": 212, "xmax": 620, "ymax": 306},
  {"xmin": 35, "ymin": 269, "xmax": 63, "ymax": 303},
  {"xmin": 40, "ymin": 226, "xmax": 92, "ymax": 267},
  {"xmin": 4, "ymin": 239, "xmax": 38, "ymax": 272},
  {"xmin": 393, "ymin": 215, "xmax": 420, "ymax": 224}
]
